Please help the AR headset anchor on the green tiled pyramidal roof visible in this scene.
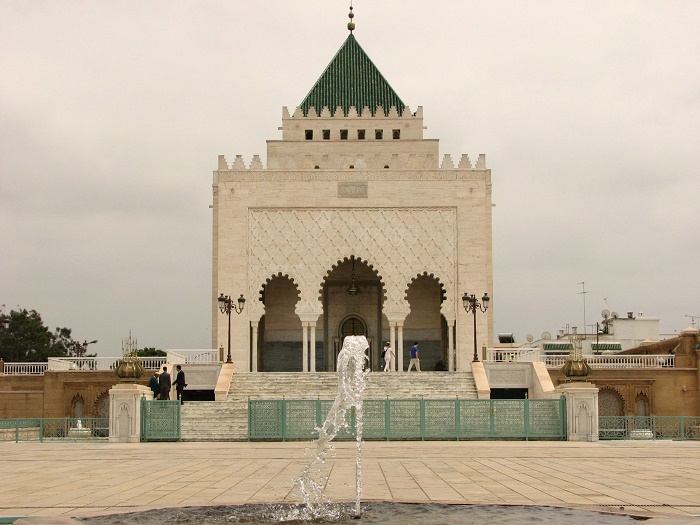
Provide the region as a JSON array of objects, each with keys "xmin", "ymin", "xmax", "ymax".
[{"xmin": 300, "ymin": 34, "xmax": 406, "ymax": 117}]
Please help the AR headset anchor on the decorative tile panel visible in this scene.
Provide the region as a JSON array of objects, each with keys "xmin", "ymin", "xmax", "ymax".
[{"xmin": 248, "ymin": 208, "xmax": 457, "ymax": 318}]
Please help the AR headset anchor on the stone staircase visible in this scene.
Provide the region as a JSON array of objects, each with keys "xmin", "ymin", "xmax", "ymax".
[{"xmin": 180, "ymin": 371, "xmax": 477, "ymax": 441}]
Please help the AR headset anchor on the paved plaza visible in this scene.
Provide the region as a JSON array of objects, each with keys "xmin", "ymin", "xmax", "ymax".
[{"xmin": 2, "ymin": 440, "xmax": 700, "ymax": 523}]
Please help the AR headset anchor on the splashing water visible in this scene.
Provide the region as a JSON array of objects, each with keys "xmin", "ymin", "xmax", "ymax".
[{"xmin": 295, "ymin": 335, "xmax": 369, "ymax": 519}]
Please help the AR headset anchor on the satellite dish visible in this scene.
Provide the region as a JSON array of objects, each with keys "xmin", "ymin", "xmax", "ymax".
[
  {"xmin": 611, "ymin": 311, "xmax": 619, "ymax": 319},
  {"xmin": 601, "ymin": 309, "xmax": 610, "ymax": 319},
  {"xmin": 541, "ymin": 331, "xmax": 552, "ymax": 340},
  {"xmin": 526, "ymin": 334, "xmax": 534, "ymax": 342}
]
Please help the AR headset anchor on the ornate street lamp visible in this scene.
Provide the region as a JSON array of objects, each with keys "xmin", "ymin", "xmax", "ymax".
[
  {"xmin": 462, "ymin": 292, "xmax": 490, "ymax": 362},
  {"xmin": 75, "ymin": 339, "xmax": 98, "ymax": 358},
  {"xmin": 347, "ymin": 255, "xmax": 360, "ymax": 295},
  {"xmin": 218, "ymin": 293, "xmax": 246, "ymax": 364}
]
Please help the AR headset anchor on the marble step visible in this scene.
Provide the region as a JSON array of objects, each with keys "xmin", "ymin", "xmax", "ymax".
[
  {"xmin": 180, "ymin": 401, "xmax": 248, "ymax": 441},
  {"xmin": 227, "ymin": 372, "xmax": 477, "ymax": 400}
]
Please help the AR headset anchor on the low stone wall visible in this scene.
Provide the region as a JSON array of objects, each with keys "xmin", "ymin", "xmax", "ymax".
[{"xmin": 550, "ymin": 367, "xmax": 697, "ymax": 416}]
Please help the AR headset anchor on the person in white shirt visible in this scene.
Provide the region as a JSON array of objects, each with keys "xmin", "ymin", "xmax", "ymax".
[{"xmin": 383, "ymin": 342, "xmax": 395, "ymax": 372}]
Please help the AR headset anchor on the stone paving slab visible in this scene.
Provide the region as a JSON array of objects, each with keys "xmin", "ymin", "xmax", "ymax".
[{"xmin": 1, "ymin": 441, "xmax": 700, "ymax": 523}]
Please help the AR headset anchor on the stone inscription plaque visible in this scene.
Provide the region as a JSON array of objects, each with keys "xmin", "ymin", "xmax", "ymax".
[{"xmin": 338, "ymin": 182, "xmax": 368, "ymax": 198}]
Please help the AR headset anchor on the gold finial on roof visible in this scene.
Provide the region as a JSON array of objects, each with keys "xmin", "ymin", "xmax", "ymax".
[{"xmin": 347, "ymin": 3, "xmax": 355, "ymax": 33}]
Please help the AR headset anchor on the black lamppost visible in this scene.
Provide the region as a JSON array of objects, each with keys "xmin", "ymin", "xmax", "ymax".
[
  {"xmin": 218, "ymin": 293, "xmax": 246, "ymax": 364},
  {"xmin": 462, "ymin": 292, "xmax": 490, "ymax": 362},
  {"xmin": 75, "ymin": 339, "xmax": 98, "ymax": 357}
]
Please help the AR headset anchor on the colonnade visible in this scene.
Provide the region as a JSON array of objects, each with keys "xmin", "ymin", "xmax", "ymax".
[{"xmin": 248, "ymin": 316, "xmax": 460, "ymax": 373}]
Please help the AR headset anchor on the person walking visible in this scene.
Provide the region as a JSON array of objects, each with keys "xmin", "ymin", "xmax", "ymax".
[
  {"xmin": 383, "ymin": 342, "xmax": 395, "ymax": 372},
  {"xmin": 158, "ymin": 366, "xmax": 171, "ymax": 400},
  {"xmin": 407, "ymin": 342, "xmax": 421, "ymax": 372},
  {"xmin": 172, "ymin": 364, "xmax": 187, "ymax": 404},
  {"xmin": 148, "ymin": 371, "xmax": 160, "ymax": 400}
]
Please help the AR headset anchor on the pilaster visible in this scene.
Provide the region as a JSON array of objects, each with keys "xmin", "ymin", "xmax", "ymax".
[
  {"xmin": 109, "ymin": 383, "xmax": 151, "ymax": 443},
  {"xmin": 556, "ymin": 382, "xmax": 599, "ymax": 442}
]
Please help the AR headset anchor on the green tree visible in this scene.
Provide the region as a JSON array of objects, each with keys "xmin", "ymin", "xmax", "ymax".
[
  {"xmin": 136, "ymin": 347, "xmax": 166, "ymax": 357},
  {"xmin": 0, "ymin": 308, "xmax": 82, "ymax": 362}
]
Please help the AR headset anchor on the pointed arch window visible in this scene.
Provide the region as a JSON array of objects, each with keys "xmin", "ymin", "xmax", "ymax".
[{"xmin": 341, "ymin": 316, "xmax": 366, "ymax": 338}]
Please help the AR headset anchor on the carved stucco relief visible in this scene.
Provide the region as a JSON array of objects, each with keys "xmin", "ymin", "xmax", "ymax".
[
  {"xmin": 219, "ymin": 170, "xmax": 487, "ymax": 183},
  {"xmin": 488, "ymin": 368, "xmax": 528, "ymax": 388},
  {"xmin": 247, "ymin": 207, "xmax": 457, "ymax": 318}
]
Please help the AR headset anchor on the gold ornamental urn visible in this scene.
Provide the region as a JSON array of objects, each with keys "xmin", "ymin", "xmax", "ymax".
[
  {"xmin": 561, "ymin": 328, "xmax": 591, "ymax": 381},
  {"xmin": 115, "ymin": 331, "xmax": 145, "ymax": 382}
]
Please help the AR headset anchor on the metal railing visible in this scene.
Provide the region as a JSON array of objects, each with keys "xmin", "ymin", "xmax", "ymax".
[
  {"xmin": 599, "ymin": 416, "xmax": 700, "ymax": 440},
  {"xmin": 140, "ymin": 399, "xmax": 181, "ymax": 441},
  {"xmin": 0, "ymin": 418, "xmax": 109, "ymax": 442},
  {"xmin": 248, "ymin": 398, "xmax": 567, "ymax": 441}
]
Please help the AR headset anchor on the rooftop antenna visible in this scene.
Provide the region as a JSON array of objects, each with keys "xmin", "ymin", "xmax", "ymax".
[
  {"xmin": 578, "ymin": 282, "xmax": 588, "ymax": 336},
  {"xmin": 347, "ymin": 2, "xmax": 355, "ymax": 33},
  {"xmin": 686, "ymin": 315, "xmax": 700, "ymax": 330}
]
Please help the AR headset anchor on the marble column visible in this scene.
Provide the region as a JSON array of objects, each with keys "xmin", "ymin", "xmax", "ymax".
[
  {"xmin": 397, "ymin": 322, "xmax": 404, "ymax": 372},
  {"xmin": 446, "ymin": 317, "xmax": 455, "ymax": 372},
  {"xmin": 251, "ymin": 321, "xmax": 259, "ymax": 372},
  {"xmin": 309, "ymin": 322, "xmax": 317, "ymax": 372},
  {"xmin": 389, "ymin": 324, "xmax": 396, "ymax": 372},
  {"xmin": 302, "ymin": 322, "xmax": 309, "ymax": 372}
]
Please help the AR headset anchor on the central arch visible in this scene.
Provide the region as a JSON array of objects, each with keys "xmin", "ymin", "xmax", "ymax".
[{"xmin": 322, "ymin": 256, "xmax": 383, "ymax": 371}]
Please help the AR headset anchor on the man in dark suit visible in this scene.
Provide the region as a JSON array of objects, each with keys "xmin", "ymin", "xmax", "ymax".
[
  {"xmin": 158, "ymin": 366, "xmax": 171, "ymax": 400},
  {"xmin": 148, "ymin": 371, "xmax": 160, "ymax": 400},
  {"xmin": 172, "ymin": 364, "xmax": 186, "ymax": 405}
]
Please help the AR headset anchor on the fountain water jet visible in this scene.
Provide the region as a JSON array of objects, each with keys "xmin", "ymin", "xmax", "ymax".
[{"xmin": 295, "ymin": 335, "xmax": 369, "ymax": 518}]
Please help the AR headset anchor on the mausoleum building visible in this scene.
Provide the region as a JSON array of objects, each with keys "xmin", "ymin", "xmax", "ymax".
[{"xmin": 212, "ymin": 29, "xmax": 494, "ymax": 373}]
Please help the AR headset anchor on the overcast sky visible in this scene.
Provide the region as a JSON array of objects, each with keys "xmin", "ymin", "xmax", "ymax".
[{"xmin": 2, "ymin": 1, "xmax": 699, "ymax": 356}]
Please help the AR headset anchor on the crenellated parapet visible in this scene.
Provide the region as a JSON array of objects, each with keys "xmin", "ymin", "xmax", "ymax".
[
  {"xmin": 216, "ymin": 152, "xmax": 487, "ymax": 171},
  {"xmin": 281, "ymin": 105, "xmax": 424, "ymax": 142}
]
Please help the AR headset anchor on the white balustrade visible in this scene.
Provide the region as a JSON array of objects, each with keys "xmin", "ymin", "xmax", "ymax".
[
  {"xmin": 139, "ymin": 357, "xmax": 168, "ymax": 370},
  {"xmin": 3, "ymin": 352, "xmax": 217, "ymax": 375},
  {"xmin": 46, "ymin": 357, "xmax": 165, "ymax": 371},
  {"xmin": 47, "ymin": 357, "xmax": 122, "ymax": 371},
  {"xmin": 542, "ymin": 353, "xmax": 673, "ymax": 369},
  {"xmin": 2, "ymin": 352, "xmax": 216, "ymax": 375},
  {"xmin": 485, "ymin": 348, "xmax": 540, "ymax": 362},
  {"xmin": 165, "ymin": 349, "xmax": 219, "ymax": 364},
  {"xmin": 3, "ymin": 362, "xmax": 48, "ymax": 375},
  {"xmin": 485, "ymin": 351, "xmax": 674, "ymax": 369},
  {"xmin": 584, "ymin": 354, "xmax": 674, "ymax": 369},
  {"xmin": 542, "ymin": 354, "xmax": 569, "ymax": 368}
]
